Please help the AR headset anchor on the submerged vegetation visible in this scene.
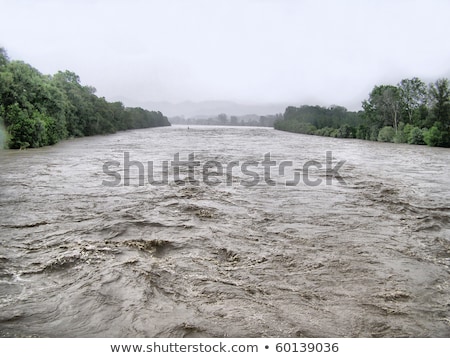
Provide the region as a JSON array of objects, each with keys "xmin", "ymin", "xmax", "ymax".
[
  {"xmin": 275, "ymin": 77, "xmax": 450, "ymax": 147},
  {"xmin": 0, "ymin": 48, "xmax": 170, "ymax": 149}
]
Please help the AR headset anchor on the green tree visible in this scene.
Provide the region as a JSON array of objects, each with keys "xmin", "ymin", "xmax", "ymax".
[
  {"xmin": 429, "ymin": 78, "xmax": 450, "ymax": 130},
  {"xmin": 52, "ymin": 70, "xmax": 92, "ymax": 137},
  {"xmin": 424, "ymin": 124, "xmax": 445, "ymax": 147},
  {"xmin": 355, "ymin": 124, "xmax": 370, "ymax": 140},
  {"xmin": 408, "ymin": 126, "xmax": 425, "ymax": 145},
  {"xmin": 6, "ymin": 104, "xmax": 37, "ymax": 149},
  {"xmin": 377, "ymin": 126, "xmax": 395, "ymax": 142},
  {"xmin": 0, "ymin": 47, "xmax": 9, "ymax": 68},
  {"xmin": 337, "ymin": 124, "xmax": 354, "ymax": 138},
  {"xmin": 363, "ymin": 85, "xmax": 401, "ymax": 132},
  {"xmin": 398, "ymin": 77, "xmax": 427, "ymax": 124}
]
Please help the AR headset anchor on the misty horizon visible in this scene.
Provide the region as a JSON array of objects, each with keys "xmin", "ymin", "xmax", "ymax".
[
  {"xmin": 1, "ymin": 0, "xmax": 449, "ymax": 117},
  {"xmin": 111, "ymin": 98, "xmax": 291, "ymax": 118}
]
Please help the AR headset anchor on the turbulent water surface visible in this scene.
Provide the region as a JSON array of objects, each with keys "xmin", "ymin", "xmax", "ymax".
[{"xmin": 0, "ymin": 125, "xmax": 449, "ymax": 337}]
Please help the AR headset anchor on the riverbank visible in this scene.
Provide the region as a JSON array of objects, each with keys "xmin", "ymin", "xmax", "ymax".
[
  {"xmin": 0, "ymin": 48, "xmax": 170, "ymax": 149},
  {"xmin": 274, "ymin": 77, "xmax": 450, "ymax": 148}
]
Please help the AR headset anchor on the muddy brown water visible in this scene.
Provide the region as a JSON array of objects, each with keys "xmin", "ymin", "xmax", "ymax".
[{"xmin": 0, "ymin": 125, "xmax": 449, "ymax": 337}]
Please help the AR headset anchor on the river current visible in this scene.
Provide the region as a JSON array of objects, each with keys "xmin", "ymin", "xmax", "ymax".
[{"xmin": 0, "ymin": 125, "xmax": 449, "ymax": 337}]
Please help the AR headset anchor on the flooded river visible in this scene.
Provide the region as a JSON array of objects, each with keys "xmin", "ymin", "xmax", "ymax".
[{"xmin": 0, "ymin": 125, "xmax": 449, "ymax": 337}]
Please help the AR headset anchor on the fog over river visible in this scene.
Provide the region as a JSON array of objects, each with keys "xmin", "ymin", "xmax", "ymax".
[{"xmin": 0, "ymin": 125, "xmax": 449, "ymax": 337}]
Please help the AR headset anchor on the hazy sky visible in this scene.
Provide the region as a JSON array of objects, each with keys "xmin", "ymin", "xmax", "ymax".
[{"xmin": 1, "ymin": 0, "xmax": 450, "ymax": 111}]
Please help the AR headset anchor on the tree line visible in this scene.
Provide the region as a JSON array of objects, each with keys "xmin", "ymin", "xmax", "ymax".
[
  {"xmin": 0, "ymin": 48, "xmax": 170, "ymax": 149},
  {"xmin": 274, "ymin": 77, "xmax": 450, "ymax": 147},
  {"xmin": 170, "ymin": 113, "xmax": 282, "ymax": 127}
]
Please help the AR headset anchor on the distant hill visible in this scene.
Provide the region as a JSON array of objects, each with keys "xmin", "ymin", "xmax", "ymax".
[{"xmin": 110, "ymin": 99, "xmax": 287, "ymax": 117}]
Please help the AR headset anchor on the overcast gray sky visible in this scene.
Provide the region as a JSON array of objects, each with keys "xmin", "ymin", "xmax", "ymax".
[{"xmin": 1, "ymin": 0, "xmax": 449, "ymax": 112}]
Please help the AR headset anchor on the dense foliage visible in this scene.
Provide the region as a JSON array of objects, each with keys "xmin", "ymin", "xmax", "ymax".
[
  {"xmin": 0, "ymin": 48, "xmax": 170, "ymax": 149},
  {"xmin": 275, "ymin": 77, "xmax": 450, "ymax": 147}
]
